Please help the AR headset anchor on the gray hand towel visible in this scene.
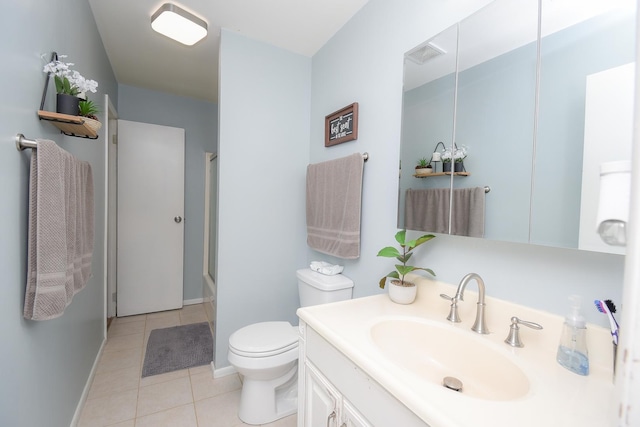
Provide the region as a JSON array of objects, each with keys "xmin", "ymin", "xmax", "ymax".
[
  {"xmin": 23, "ymin": 140, "xmax": 94, "ymax": 321},
  {"xmin": 306, "ymin": 153, "xmax": 364, "ymax": 259}
]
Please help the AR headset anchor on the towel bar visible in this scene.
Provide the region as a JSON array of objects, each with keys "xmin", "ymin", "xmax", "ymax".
[
  {"xmin": 363, "ymin": 152, "xmax": 369, "ymax": 162},
  {"xmin": 16, "ymin": 134, "xmax": 38, "ymax": 151},
  {"xmin": 484, "ymin": 186, "xmax": 490, "ymax": 193}
]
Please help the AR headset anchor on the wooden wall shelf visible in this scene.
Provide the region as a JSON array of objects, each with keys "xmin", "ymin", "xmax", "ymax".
[
  {"xmin": 413, "ymin": 171, "xmax": 470, "ymax": 178},
  {"xmin": 37, "ymin": 110, "xmax": 98, "ymax": 139}
]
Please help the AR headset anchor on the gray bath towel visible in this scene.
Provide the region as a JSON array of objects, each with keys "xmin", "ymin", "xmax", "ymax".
[
  {"xmin": 23, "ymin": 140, "xmax": 94, "ymax": 321},
  {"xmin": 306, "ymin": 153, "xmax": 364, "ymax": 259},
  {"xmin": 404, "ymin": 187, "xmax": 485, "ymax": 237},
  {"xmin": 404, "ymin": 188, "xmax": 450, "ymax": 234},
  {"xmin": 451, "ymin": 187, "xmax": 485, "ymax": 238}
]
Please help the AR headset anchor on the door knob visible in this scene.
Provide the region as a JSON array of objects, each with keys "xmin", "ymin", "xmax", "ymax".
[{"xmin": 174, "ymin": 216, "xmax": 183, "ymax": 223}]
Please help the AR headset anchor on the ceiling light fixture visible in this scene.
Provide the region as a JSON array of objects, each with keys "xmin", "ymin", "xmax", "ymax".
[{"xmin": 151, "ymin": 3, "xmax": 208, "ymax": 46}]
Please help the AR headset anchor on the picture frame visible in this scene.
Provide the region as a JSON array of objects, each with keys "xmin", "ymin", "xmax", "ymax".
[{"xmin": 325, "ymin": 102, "xmax": 359, "ymax": 147}]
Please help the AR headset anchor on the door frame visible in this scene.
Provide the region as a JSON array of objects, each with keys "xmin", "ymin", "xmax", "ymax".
[
  {"xmin": 203, "ymin": 151, "xmax": 217, "ymax": 281},
  {"xmin": 104, "ymin": 95, "xmax": 118, "ymax": 330}
]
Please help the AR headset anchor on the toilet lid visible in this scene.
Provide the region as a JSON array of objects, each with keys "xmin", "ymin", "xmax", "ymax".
[{"xmin": 229, "ymin": 321, "xmax": 298, "ymax": 357}]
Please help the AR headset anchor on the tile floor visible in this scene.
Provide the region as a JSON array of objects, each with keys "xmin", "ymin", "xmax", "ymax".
[{"xmin": 78, "ymin": 304, "xmax": 297, "ymax": 427}]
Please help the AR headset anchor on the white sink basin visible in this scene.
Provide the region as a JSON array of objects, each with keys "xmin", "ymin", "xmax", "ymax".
[{"xmin": 370, "ymin": 317, "xmax": 530, "ymax": 401}]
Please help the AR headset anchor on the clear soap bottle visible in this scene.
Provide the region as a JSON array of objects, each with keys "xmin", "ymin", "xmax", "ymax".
[{"xmin": 556, "ymin": 295, "xmax": 589, "ymax": 375}]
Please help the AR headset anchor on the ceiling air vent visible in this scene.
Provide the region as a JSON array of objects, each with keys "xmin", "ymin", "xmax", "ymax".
[{"xmin": 406, "ymin": 42, "xmax": 446, "ymax": 65}]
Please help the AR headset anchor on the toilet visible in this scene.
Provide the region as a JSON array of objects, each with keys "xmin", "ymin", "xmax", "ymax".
[{"xmin": 228, "ymin": 268, "xmax": 354, "ymax": 425}]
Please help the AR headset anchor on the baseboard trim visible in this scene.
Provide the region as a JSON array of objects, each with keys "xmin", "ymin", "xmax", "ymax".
[
  {"xmin": 213, "ymin": 363, "xmax": 237, "ymax": 379},
  {"xmin": 184, "ymin": 298, "xmax": 204, "ymax": 306},
  {"xmin": 70, "ymin": 337, "xmax": 107, "ymax": 427}
]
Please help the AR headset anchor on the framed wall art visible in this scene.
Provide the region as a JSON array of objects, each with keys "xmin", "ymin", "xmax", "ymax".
[{"xmin": 325, "ymin": 102, "xmax": 359, "ymax": 147}]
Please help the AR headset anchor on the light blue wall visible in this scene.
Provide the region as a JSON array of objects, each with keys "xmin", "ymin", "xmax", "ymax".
[
  {"xmin": 307, "ymin": 0, "xmax": 624, "ymax": 326},
  {"xmin": 117, "ymin": 84, "xmax": 218, "ymax": 301},
  {"xmin": 216, "ymin": 30, "xmax": 311, "ymax": 367},
  {"xmin": 0, "ymin": 1, "xmax": 117, "ymax": 425}
]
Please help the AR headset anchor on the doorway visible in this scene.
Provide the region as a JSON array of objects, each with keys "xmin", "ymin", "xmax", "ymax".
[{"xmin": 116, "ymin": 120, "xmax": 186, "ymax": 316}]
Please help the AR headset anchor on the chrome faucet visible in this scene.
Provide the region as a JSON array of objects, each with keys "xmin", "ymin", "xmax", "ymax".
[{"xmin": 440, "ymin": 273, "xmax": 490, "ymax": 334}]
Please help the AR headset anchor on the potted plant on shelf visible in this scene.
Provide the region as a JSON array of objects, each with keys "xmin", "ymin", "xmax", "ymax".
[
  {"xmin": 377, "ymin": 229, "xmax": 436, "ymax": 304},
  {"xmin": 415, "ymin": 157, "xmax": 433, "ymax": 176},
  {"xmin": 43, "ymin": 54, "xmax": 99, "ymax": 116},
  {"xmin": 440, "ymin": 145, "xmax": 468, "ymax": 173},
  {"xmin": 453, "ymin": 145, "xmax": 467, "ymax": 172},
  {"xmin": 441, "ymin": 148, "xmax": 453, "ymax": 173},
  {"xmin": 78, "ymin": 99, "xmax": 102, "ymax": 132}
]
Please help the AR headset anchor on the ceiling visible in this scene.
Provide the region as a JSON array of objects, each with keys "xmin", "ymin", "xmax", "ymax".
[{"xmin": 88, "ymin": 0, "xmax": 370, "ymax": 103}]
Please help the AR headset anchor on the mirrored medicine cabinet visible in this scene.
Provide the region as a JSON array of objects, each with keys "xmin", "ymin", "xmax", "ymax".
[{"xmin": 398, "ymin": 0, "xmax": 636, "ymax": 254}]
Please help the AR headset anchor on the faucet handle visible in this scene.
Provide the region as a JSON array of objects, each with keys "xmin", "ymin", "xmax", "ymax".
[
  {"xmin": 504, "ymin": 316, "xmax": 543, "ymax": 347},
  {"xmin": 439, "ymin": 293, "xmax": 453, "ymax": 301},
  {"xmin": 440, "ymin": 294, "xmax": 461, "ymax": 323}
]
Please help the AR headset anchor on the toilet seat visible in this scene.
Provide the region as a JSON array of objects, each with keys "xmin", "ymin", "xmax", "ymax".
[{"xmin": 229, "ymin": 321, "xmax": 298, "ymax": 358}]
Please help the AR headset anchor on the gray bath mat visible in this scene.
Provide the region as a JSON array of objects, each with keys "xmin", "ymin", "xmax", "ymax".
[{"xmin": 142, "ymin": 322, "xmax": 213, "ymax": 377}]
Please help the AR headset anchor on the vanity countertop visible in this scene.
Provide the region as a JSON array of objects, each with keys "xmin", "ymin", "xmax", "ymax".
[{"xmin": 297, "ymin": 277, "xmax": 615, "ymax": 427}]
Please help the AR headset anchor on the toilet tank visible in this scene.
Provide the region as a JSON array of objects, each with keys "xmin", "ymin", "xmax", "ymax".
[{"xmin": 296, "ymin": 268, "xmax": 354, "ymax": 307}]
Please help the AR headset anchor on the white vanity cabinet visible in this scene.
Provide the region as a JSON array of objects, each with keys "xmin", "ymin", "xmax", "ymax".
[
  {"xmin": 341, "ymin": 400, "xmax": 372, "ymax": 427},
  {"xmin": 298, "ymin": 321, "xmax": 427, "ymax": 427},
  {"xmin": 303, "ymin": 362, "xmax": 370, "ymax": 427}
]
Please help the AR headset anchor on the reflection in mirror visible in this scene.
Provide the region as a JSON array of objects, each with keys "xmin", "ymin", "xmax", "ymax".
[
  {"xmin": 398, "ymin": 0, "xmax": 636, "ymax": 252},
  {"xmin": 452, "ymin": 0, "xmax": 538, "ymax": 242},
  {"xmin": 531, "ymin": 0, "xmax": 635, "ymax": 251},
  {"xmin": 399, "ymin": 25, "xmax": 458, "ymax": 233}
]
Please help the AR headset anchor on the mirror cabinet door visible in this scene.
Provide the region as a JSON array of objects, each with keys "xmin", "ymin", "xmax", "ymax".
[
  {"xmin": 452, "ymin": 0, "xmax": 539, "ymax": 241},
  {"xmin": 399, "ymin": 24, "xmax": 458, "ymax": 233},
  {"xmin": 531, "ymin": 0, "xmax": 636, "ymax": 251},
  {"xmin": 398, "ymin": 0, "xmax": 635, "ymax": 253}
]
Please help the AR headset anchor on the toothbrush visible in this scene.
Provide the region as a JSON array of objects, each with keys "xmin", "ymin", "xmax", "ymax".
[
  {"xmin": 594, "ymin": 299, "xmax": 619, "ymax": 345},
  {"xmin": 604, "ymin": 299, "xmax": 620, "ymax": 329}
]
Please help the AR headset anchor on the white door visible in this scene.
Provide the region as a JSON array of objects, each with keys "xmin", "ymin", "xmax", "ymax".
[{"xmin": 117, "ymin": 120, "xmax": 185, "ymax": 316}]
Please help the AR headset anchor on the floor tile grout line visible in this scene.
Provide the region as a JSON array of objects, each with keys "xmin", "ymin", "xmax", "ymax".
[
  {"xmin": 132, "ymin": 314, "xmax": 147, "ymax": 423},
  {"xmin": 188, "ymin": 373, "xmax": 200, "ymax": 427}
]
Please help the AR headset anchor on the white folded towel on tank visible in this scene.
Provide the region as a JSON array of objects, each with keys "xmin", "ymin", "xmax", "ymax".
[{"xmin": 310, "ymin": 261, "xmax": 344, "ymax": 276}]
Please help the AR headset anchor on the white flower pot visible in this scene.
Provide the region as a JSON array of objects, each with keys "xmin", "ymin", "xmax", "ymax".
[{"xmin": 388, "ymin": 279, "xmax": 417, "ymax": 304}]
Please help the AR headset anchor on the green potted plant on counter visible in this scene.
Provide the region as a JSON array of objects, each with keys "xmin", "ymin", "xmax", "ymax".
[{"xmin": 377, "ymin": 229, "xmax": 436, "ymax": 304}]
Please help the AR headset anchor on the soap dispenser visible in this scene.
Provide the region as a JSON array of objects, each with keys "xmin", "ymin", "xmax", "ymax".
[{"xmin": 556, "ymin": 295, "xmax": 589, "ymax": 375}]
